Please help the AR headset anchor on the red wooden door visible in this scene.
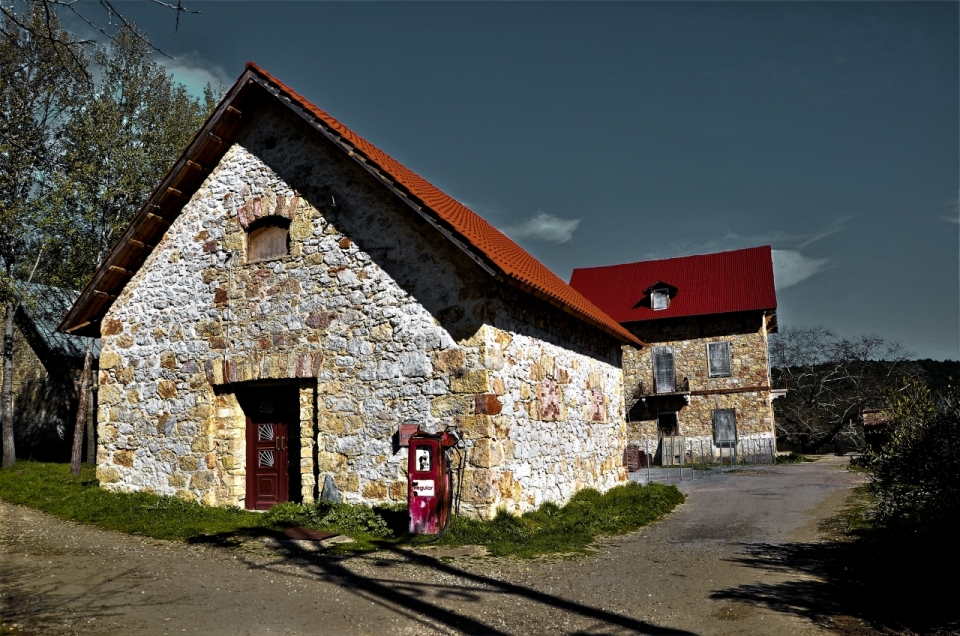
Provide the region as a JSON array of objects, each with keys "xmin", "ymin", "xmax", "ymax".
[{"xmin": 245, "ymin": 417, "xmax": 289, "ymax": 510}]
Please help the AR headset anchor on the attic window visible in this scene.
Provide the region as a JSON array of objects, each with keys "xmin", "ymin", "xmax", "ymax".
[
  {"xmin": 651, "ymin": 288, "xmax": 670, "ymax": 311},
  {"xmin": 247, "ymin": 217, "xmax": 290, "ymax": 262}
]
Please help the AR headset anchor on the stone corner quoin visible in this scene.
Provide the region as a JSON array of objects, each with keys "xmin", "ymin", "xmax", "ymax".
[{"xmin": 94, "ymin": 103, "xmax": 629, "ymax": 519}]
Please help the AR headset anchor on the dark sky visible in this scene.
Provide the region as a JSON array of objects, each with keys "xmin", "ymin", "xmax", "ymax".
[{"xmin": 72, "ymin": 2, "xmax": 958, "ymax": 359}]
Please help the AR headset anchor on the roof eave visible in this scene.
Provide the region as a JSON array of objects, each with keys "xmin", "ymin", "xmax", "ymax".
[
  {"xmin": 57, "ymin": 68, "xmax": 262, "ymax": 337},
  {"xmin": 59, "ymin": 63, "xmax": 634, "ymax": 348}
]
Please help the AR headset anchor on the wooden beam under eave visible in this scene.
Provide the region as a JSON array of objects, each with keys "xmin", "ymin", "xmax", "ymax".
[
  {"xmin": 186, "ymin": 160, "xmax": 209, "ymax": 174},
  {"xmin": 64, "ymin": 320, "xmax": 92, "ymax": 334},
  {"xmin": 92, "ymin": 290, "xmax": 118, "ymax": 300},
  {"xmin": 146, "ymin": 213, "xmax": 172, "ymax": 226},
  {"xmin": 107, "ymin": 266, "xmax": 134, "ymax": 277}
]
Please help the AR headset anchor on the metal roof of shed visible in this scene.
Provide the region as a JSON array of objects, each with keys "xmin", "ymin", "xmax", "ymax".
[
  {"xmin": 569, "ymin": 246, "xmax": 778, "ymax": 324},
  {"xmin": 16, "ymin": 283, "xmax": 99, "ymax": 359}
]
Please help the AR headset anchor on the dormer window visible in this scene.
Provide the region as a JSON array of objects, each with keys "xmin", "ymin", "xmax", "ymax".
[
  {"xmin": 247, "ymin": 217, "xmax": 290, "ymax": 263},
  {"xmin": 651, "ymin": 288, "xmax": 670, "ymax": 310},
  {"xmin": 643, "ymin": 281, "xmax": 676, "ymax": 311}
]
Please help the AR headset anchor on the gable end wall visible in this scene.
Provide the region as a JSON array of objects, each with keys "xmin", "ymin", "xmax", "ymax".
[{"xmin": 94, "ymin": 104, "xmax": 627, "ymax": 517}]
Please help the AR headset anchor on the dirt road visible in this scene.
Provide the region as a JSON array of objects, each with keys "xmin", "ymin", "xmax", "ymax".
[{"xmin": 1, "ymin": 456, "xmax": 862, "ymax": 635}]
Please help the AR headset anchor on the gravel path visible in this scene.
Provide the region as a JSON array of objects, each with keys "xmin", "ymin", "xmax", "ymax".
[{"xmin": 0, "ymin": 456, "xmax": 862, "ymax": 635}]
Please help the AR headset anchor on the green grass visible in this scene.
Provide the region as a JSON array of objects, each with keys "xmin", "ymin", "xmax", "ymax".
[
  {"xmin": 775, "ymin": 451, "xmax": 817, "ymax": 464},
  {"xmin": 0, "ymin": 462, "xmax": 264, "ymax": 540},
  {"xmin": 818, "ymin": 484, "xmax": 875, "ymax": 541},
  {"xmin": 0, "ymin": 462, "xmax": 684, "ymax": 558},
  {"xmin": 436, "ymin": 482, "xmax": 685, "ymax": 557}
]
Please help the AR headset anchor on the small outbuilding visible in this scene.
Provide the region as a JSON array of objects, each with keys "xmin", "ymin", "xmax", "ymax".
[
  {"xmin": 58, "ymin": 63, "xmax": 639, "ymax": 517},
  {"xmin": 1, "ymin": 284, "xmax": 98, "ymax": 461}
]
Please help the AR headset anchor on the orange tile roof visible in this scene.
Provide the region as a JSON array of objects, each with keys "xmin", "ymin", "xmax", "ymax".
[{"xmin": 245, "ymin": 63, "xmax": 639, "ymax": 345}]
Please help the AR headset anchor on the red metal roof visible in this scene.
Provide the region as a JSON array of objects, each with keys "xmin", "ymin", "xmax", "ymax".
[
  {"xmin": 244, "ymin": 64, "xmax": 639, "ymax": 344},
  {"xmin": 568, "ymin": 246, "xmax": 777, "ymax": 323}
]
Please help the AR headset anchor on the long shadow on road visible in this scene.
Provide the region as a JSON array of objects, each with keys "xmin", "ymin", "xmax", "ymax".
[
  {"xmin": 711, "ymin": 537, "xmax": 958, "ymax": 634},
  {"xmin": 237, "ymin": 538, "xmax": 698, "ymax": 636}
]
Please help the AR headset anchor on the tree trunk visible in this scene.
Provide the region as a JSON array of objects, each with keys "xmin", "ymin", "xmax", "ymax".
[
  {"xmin": 1, "ymin": 302, "xmax": 15, "ymax": 468},
  {"xmin": 85, "ymin": 384, "xmax": 96, "ymax": 465},
  {"xmin": 70, "ymin": 339, "xmax": 94, "ymax": 476}
]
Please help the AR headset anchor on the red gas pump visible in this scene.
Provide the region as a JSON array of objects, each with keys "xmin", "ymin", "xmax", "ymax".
[{"xmin": 407, "ymin": 429, "xmax": 457, "ymax": 534}]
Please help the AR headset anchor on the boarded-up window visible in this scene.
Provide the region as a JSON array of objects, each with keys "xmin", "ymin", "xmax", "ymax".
[
  {"xmin": 651, "ymin": 289, "xmax": 670, "ymax": 310},
  {"xmin": 707, "ymin": 341, "xmax": 732, "ymax": 377},
  {"xmin": 247, "ymin": 219, "xmax": 290, "ymax": 262},
  {"xmin": 653, "ymin": 346, "xmax": 675, "ymax": 393},
  {"xmin": 712, "ymin": 408, "xmax": 737, "ymax": 446}
]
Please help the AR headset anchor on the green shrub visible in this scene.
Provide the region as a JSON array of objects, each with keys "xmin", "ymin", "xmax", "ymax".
[
  {"xmin": 317, "ymin": 503, "xmax": 392, "ymax": 537},
  {"xmin": 861, "ymin": 381, "xmax": 960, "ymax": 537},
  {"xmin": 260, "ymin": 500, "xmax": 394, "ymax": 538}
]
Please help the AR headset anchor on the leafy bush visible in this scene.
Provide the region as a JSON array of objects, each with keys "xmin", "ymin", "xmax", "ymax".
[
  {"xmin": 860, "ymin": 381, "xmax": 960, "ymax": 536},
  {"xmin": 260, "ymin": 500, "xmax": 393, "ymax": 538}
]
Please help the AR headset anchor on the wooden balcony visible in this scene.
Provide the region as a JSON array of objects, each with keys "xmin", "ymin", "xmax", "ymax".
[{"xmin": 626, "ymin": 376, "xmax": 690, "ymax": 411}]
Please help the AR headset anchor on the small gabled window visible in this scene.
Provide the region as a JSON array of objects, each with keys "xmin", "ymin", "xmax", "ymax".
[
  {"xmin": 247, "ymin": 217, "xmax": 290, "ymax": 263},
  {"xmin": 651, "ymin": 288, "xmax": 670, "ymax": 310},
  {"xmin": 707, "ymin": 341, "xmax": 732, "ymax": 377}
]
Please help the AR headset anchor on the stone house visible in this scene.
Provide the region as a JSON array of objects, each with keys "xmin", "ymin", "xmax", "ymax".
[
  {"xmin": 58, "ymin": 63, "xmax": 640, "ymax": 517},
  {"xmin": 569, "ymin": 247, "xmax": 778, "ymax": 462},
  {"xmin": 1, "ymin": 284, "xmax": 98, "ymax": 461}
]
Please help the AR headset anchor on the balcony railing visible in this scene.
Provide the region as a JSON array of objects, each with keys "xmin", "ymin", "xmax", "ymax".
[{"xmin": 627, "ymin": 376, "xmax": 691, "ymax": 410}]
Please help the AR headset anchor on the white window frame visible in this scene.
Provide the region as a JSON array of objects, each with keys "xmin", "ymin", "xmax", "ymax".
[
  {"xmin": 650, "ymin": 288, "xmax": 670, "ymax": 311},
  {"xmin": 706, "ymin": 341, "xmax": 732, "ymax": 377}
]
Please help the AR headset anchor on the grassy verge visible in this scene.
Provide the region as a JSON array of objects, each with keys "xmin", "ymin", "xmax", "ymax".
[
  {"xmin": 775, "ymin": 451, "xmax": 817, "ymax": 464},
  {"xmin": 0, "ymin": 461, "xmax": 684, "ymax": 558},
  {"xmin": 0, "ymin": 462, "xmax": 264, "ymax": 540},
  {"xmin": 817, "ymin": 484, "xmax": 874, "ymax": 541},
  {"xmin": 437, "ymin": 482, "xmax": 684, "ymax": 557}
]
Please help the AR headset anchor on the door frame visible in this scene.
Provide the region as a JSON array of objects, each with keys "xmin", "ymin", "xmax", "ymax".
[{"xmin": 237, "ymin": 382, "xmax": 303, "ymax": 510}]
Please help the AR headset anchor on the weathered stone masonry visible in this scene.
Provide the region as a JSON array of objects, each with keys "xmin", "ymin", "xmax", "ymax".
[
  {"xmin": 622, "ymin": 311, "xmax": 776, "ymax": 457},
  {"xmin": 94, "ymin": 103, "xmax": 627, "ymax": 517}
]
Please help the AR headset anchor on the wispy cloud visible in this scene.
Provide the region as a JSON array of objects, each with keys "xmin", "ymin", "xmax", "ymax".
[
  {"xmin": 501, "ymin": 211, "xmax": 581, "ymax": 244},
  {"xmin": 157, "ymin": 53, "xmax": 229, "ymax": 99},
  {"xmin": 631, "ymin": 217, "xmax": 849, "ymax": 290},
  {"xmin": 939, "ymin": 195, "xmax": 958, "ymax": 224},
  {"xmin": 639, "ymin": 216, "xmax": 852, "ymax": 262},
  {"xmin": 772, "ymin": 250, "xmax": 830, "ymax": 289}
]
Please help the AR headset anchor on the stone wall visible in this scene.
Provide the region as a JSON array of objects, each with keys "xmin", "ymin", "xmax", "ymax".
[
  {"xmin": 94, "ymin": 101, "xmax": 626, "ymax": 517},
  {"xmin": 622, "ymin": 312, "xmax": 776, "ymax": 456}
]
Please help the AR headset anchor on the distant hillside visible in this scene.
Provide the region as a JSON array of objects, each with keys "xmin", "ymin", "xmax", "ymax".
[{"xmin": 913, "ymin": 359, "xmax": 960, "ymax": 394}]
